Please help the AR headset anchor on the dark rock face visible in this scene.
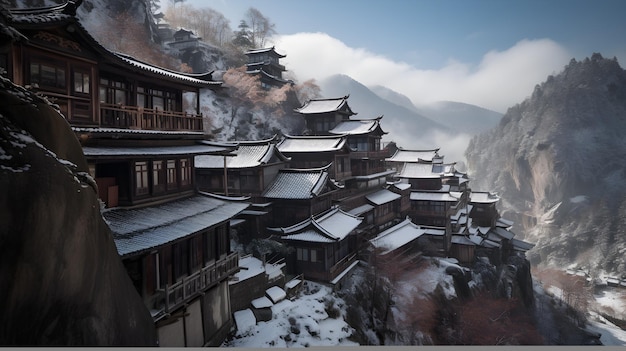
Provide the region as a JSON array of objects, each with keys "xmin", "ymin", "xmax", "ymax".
[
  {"xmin": 465, "ymin": 54, "xmax": 626, "ymax": 275},
  {"xmin": 0, "ymin": 77, "xmax": 157, "ymax": 345}
]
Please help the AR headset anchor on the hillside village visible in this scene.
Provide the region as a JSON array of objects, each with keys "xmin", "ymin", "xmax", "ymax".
[{"xmin": 0, "ymin": 2, "xmax": 539, "ymax": 346}]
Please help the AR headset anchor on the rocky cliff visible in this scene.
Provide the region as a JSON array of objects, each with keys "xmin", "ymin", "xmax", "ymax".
[
  {"xmin": 0, "ymin": 76, "xmax": 157, "ymax": 345},
  {"xmin": 465, "ymin": 54, "xmax": 626, "ymax": 276}
]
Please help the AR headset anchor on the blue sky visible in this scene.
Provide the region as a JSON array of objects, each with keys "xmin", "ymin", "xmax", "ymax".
[{"xmin": 177, "ymin": 0, "xmax": 626, "ymax": 112}]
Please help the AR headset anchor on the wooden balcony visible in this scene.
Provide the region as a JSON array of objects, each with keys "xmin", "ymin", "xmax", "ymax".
[
  {"xmin": 158, "ymin": 252, "xmax": 239, "ymax": 315},
  {"xmin": 349, "ymin": 149, "xmax": 389, "ymax": 160},
  {"xmin": 101, "ymin": 103, "xmax": 204, "ymax": 132}
]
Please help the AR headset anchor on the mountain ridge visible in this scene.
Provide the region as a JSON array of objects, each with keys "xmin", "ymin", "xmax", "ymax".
[{"xmin": 465, "ymin": 53, "xmax": 626, "ymax": 275}]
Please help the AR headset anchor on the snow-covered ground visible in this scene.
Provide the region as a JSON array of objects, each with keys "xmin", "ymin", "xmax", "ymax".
[{"xmin": 223, "ymin": 281, "xmax": 358, "ymax": 348}]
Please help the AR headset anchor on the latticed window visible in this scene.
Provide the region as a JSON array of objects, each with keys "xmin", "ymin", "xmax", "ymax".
[
  {"xmin": 166, "ymin": 159, "xmax": 177, "ymax": 188},
  {"xmin": 180, "ymin": 158, "xmax": 191, "ymax": 186},
  {"xmin": 135, "ymin": 161, "xmax": 149, "ymax": 195}
]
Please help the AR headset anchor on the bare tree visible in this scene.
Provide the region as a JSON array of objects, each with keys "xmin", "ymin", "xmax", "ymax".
[{"xmin": 244, "ymin": 7, "xmax": 276, "ymax": 48}]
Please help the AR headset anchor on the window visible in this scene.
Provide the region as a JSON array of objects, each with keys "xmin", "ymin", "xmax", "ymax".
[
  {"xmin": 310, "ymin": 249, "xmax": 317, "ymax": 263},
  {"xmin": 189, "ymin": 236, "xmax": 203, "ymax": 272},
  {"xmin": 138, "ymin": 87, "xmax": 178, "ymax": 111},
  {"xmin": 134, "ymin": 161, "xmax": 149, "ymax": 195},
  {"xmin": 73, "ymin": 70, "xmax": 90, "ymax": 94},
  {"xmin": 152, "ymin": 160, "xmax": 165, "ymax": 193},
  {"xmin": 99, "ymin": 78, "xmax": 127, "ymax": 104},
  {"xmin": 216, "ymin": 226, "xmax": 229, "ymax": 256},
  {"xmin": 296, "ymin": 248, "xmax": 309, "ymax": 261},
  {"xmin": 166, "ymin": 159, "xmax": 177, "ymax": 189},
  {"xmin": 180, "ymin": 158, "xmax": 191, "ymax": 186},
  {"xmin": 30, "ymin": 60, "xmax": 66, "ymax": 90}
]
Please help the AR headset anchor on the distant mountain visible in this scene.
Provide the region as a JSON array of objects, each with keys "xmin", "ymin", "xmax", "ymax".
[
  {"xmin": 465, "ymin": 54, "xmax": 626, "ymax": 276},
  {"xmin": 318, "ymin": 75, "xmax": 450, "ymax": 150},
  {"xmin": 370, "ymin": 85, "xmax": 502, "ymax": 134},
  {"xmin": 413, "ymin": 101, "xmax": 502, "ymax": 134}
]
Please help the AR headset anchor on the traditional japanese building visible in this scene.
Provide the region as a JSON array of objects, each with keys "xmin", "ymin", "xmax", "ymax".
[
  {"xmin": 277, "ymin": 134, "xmax": 352, "ymax": 181},
  {"xmin": 1, "ymin": 2, "xmax": 246, "ymax": 346},
  {"xmin": 195, "ymin": 136, "xmax": 290, "ymax": 199},
  {"xmin": 261, "ymin": 165, "xmax": 341, "ymax": 227},
  {"xmin": 244, "ymin": 46, "xmax": 290, "ymax": 89},
  {"xmin": 268, "ymin": 207, "xmax": 362, "ymax": 283},
  {"xmin": 294, "ymin": 95, "xmax": 357, "ymax": 136},
  {"xmin": 369, "ymin": 218, "xmax": 425, "ymax": 257}
]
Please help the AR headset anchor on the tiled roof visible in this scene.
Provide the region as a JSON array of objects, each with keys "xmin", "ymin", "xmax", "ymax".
[
  {"xmin": 277, "ymin": 135, "xmax": 347, "ymax": 153},
  {"xmin": 82, "ymin": 144, "xmax": 234, "ymax": 158},
  {"xmin": 72, "ymin": 127, "xmax": 205, "ymax": 136},
  {"xmin": 470, "ymin": 191, "xmax": 500, "ymax": 204},
  {"xmin": 398, "ymin": 163, "xmax": 440, "ymax": 179},
  {"xmin": 366, "ymin": 189, "xmax": 401, "ymax": 205},
  {"xmin": 104, "ymin": 194, "xmax": 249, "ymax": 257},
  {"xmin": 276, "ymin": 207, "xmax": 362, "ymax": 243},
  {"xmin": 294, "ymin": 96, "xmax": 354, "ymax": 115},
  {"xmin": 329, "ymin": 119, "xmax": 384, "ymax": 135},
  {"xmin": 370, "ymin": 218, "xmax": 425, "ymax": 255},
  {"xmin": 245, "ymin": 46, "xmax": 286, "ymax": 57},
  {"xmin": 115, "ymin": 53, "xmax": 220, "ymax": 87},
  {"xmin": 196, "ymin": 139, "xmax": 287, "ymax": 169},
  {"xmin": 386, "ymin": 148, "xmax": 440, "ymax": 163},
  {"xmin": 347, "ymin": 204, "xmax": 375, "ymax": 216},
  {"xmin": 262, "ymin": 168, "xmax": 330, "ymax": 199},
  {"xmin": 410, "ymin": 191, "xmax": 459, "ymax": 202},
  {"xmin": 451, "ymin": 235, "xmax": 476, "ymax": 246}
]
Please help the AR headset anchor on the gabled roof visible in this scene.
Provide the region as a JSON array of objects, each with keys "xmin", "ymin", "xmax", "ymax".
[
  {"xmin": 195, "ymin": 136, "xmax": 289, "ymax": 169},
  {"xmin": 277, "ymin": 134, "xmax": 348, "ymax": 153},
  {"xmin": 271, "ymin": 207, "xmax": 362, "ymax": 243},
  {"xmin": 370, "ymin": 218, "xmax": 425, "ymax": 255},
  {"xmin": 329, "ymin": 117, "xmax": 387, "ymax": 136},
  {"xmin": 245, "ymin": 46, "xmax": 286, "ymax": 58},
  {"xmin": 294, "ymin": 96, "xmax": 356, "ymax": 116},
  {"xmin": 410, "ymin": 191, "xmax": 461, "ymax": 202},
  {"xmin": 398, "ymin": 162, "xmax": 455, "ymax": 179},
  {"xmin": 4, "ymin": 2, "xmax": 220, "ymax": 88},
  {"xmin": 366, "ymin": 189, "xmax": 402, "ymax": 205},
  {"xmin": 386, "ymin": 148, "xmax": 441, "ymax": 163},
  {"xmin": 262, "ymin": 166, "xmax": 334, "ymax": 199},
  {"xmin": 105, "ymin": 193, "xmax": 249, "ymax": 257},
  {"xmin": 470, "ymin": 191, "xmax": 500, "ymax": 204}
]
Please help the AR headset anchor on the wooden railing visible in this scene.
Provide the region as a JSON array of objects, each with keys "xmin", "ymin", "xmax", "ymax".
[
  {"xmin": 100, "ymin": 103, "xmax": 203, "ymax": 131},
  {"xmin": 328, "ymin": 253, "xmax": 357, "ymax": 281},
  {"xmin": 161, "ymin": 252, "xmax": 239, "ymax": 314}
]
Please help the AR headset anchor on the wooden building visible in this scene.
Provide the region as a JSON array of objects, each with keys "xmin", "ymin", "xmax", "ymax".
[
  {"xmin": 261, "ymin": 165, "xmax": 340, "ymax": 227},
  {"xmin": 294, "ymin": 95, "xmax": 357, "ymax": 136},
  {"xmin": 269, "ymin": 207, "xmax": 362, "ymax": 283},
  {"xmin": 195, "ymin": 136, "xmax": 290, "ymax": 200},
  {"xmin": 277, "ymin": 134, "xmax": 352, "ymax": 181},
  {"xmin": 244, "ymin": 46, "xmax": 290, "ymax": 89},
  {"xmin": 1, "ymin": 2, "xmax": 246, "ymax": 346}
]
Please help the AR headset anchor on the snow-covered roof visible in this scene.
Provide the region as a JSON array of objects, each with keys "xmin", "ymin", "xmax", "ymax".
[
  {"xmin": 105, "ymin": 194, "xmax": 249, "ymax": 257},
  {"xmin": 366, "ymin": 189, "xmax": 401, "ymax": 205},
  {"xmin": 451, "ymin": 235, "xmax": 476, "ymax": 246},
  {"xmin": 386, "ymin": 148, "xmax": 440, "ymax": 163},
  {"xmin": 262, "ymin": 167, "xmax": 332, "ymax": 199},
  {"xmin": 370, "ymin": 218, "xmax": 425, "ymax": 255},
  {"xmin": 329, "ymin": 118, "xmax": 386, "ymax": 135},
  {"xmin": 492, "ymin": 227, "xmax": 515, "ymax": 240},
  {"xmin": 294, "ymin": 96, "xmax": 355, "ymax": 115},
  {"xmin": 422, "ymin": 227, "xmax": 446, "ymax": 236},
  {"xmin": 277, "ymin": 135, "xmax": 348, "ymax": 153},
  {"xmin": 398, "ymin": 163, "xmax": 441, "ymax": 179},
  {"xmin": 115, "ymin": 53, "xmax": 220, "ymax": 87},
  {"xmin": 72, "ymin": 127, "xmax": 205, "ymax": 136},
  {"xmin": 470, "ymin": 191, "xmax": 500, "ymax": 204},
  {"xmin": 82, "ymin": 144, "xmax": 233, "ymax": 158},
  {"xmin": 274, "ymin": 207, "xmax": 362, "ymax": 243},
  {"xmin": 391, "ymin": 182, "xmax": 411, "ymax": 191},
  {"xmin": 410, "ymin": 191, "xmax": 460, "ymax": 202},
  {"xmin": 245, "ymin": 46, "xmax": 286, "ymax": 58},
  {"xmin": 196, "ymin": 138, "xmax": 288, "ymax": 169},
  {"xmin": 347, "ymin": 204, "xmax": 375, "ymax": 216},
  {"xmin": 496, "ymin": 217, "xmax": 514, "ymax": 228}
]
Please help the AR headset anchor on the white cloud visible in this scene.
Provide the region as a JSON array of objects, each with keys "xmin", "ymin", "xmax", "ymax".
[{"xmin": 272, "ymin": 33, "xmax": 571, "ymax": 113}]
